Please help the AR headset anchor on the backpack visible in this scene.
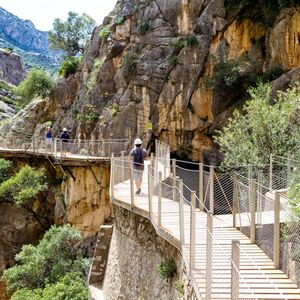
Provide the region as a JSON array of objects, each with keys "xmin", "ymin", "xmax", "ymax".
[{"xmin": 133, "ymin": 148, "xmax": 144, "ymax": 166}]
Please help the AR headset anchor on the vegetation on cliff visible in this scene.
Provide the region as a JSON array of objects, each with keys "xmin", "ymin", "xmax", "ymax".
[
  {"xmin": 4, "ymin": 225, "xmax": 88, "ymax": 300},
  {"xmin": 215, "ymin": 83, "xmax": 300, "ymax": 167},
  {"xmin": 15, "ymin": 69, "xmax": 54, "ymax": 108}
]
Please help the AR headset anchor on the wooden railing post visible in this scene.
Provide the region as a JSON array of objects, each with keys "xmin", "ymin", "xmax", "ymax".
[
  {"xmin": 209, "ymin": 165, "xmax": 214, "ymax": 214},
  {"xmin": 190, "ymin": 191, "xmax": 196, "ymax": 272},
  {"xmin": 206, "ymin": 212, "xmax": 213, "ymax": 300},
  {"xmin": 179, "ymin": 179, "xmax": 184, "ymax": 244},
  {"xmin": 199, "ymin": 163, "xmax": 204, "ymax": 211},
  {"xmin": 274, "ymin": 191, "xmax": 280, "ymax": 268},
  {"xmin": 148, "ymin": 165, "xmax": 152, "ymax": 217},
  {"xmin": 158, "ymin": 172, "xmax": 162, "ymax": 227},
  {"xmin": 231, "ymin": 240, "xmax": 240, "ymax": 300},
  {"xmin": 250, "ymin": 179, "xmax": 256, "ymax": 244},
  {"xmin": 232, "ymin": 174, "xmax": 238, "ymax": 228},
  {"xmin": 130, "ymin": 164, "xmax": 134, "ymax": 207},
  {"xmin": 110, "ymin": 154, "xmax": 114, "ymax": 200},
  {"xmin": 270, "ymin": 153, "xmax": 273, "ymax": 192}
]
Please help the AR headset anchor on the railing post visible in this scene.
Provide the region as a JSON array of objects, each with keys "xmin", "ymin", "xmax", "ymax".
[
  {"xmin": 54, "ymin": 138, "xmax": 57, "ymax": 158},
  {"xmin": 231, "ymin": 240, "xmax": 240, "ymax": 300},
  {"xmin": 110, "ymin": 153, "xmax": 114, "ymax": 200},
  {"xmin": 269, "ymin": 153, "xmax": 273, "ymax": 192},
  {"xmin": 250, "ymin": 179, "xmax": 256, "ymax": 244},
  {"xmin": 232, "ymin": 174, "xmax": 237, "ymax": 228},
  {"xmin": 148, "ymin": 165, "xmax": 152, "ymax": 218},
  {"xmin": 199, "ymin": 163, "xmax": 204, "ymax": 211},
  {"xmin": 287, "ymin": 152, "xmax": 291, "ymax": 189},
  {"xmin": 274, "ymin": 191, "xmax": 280, "ymax": 268},
  {"xmin": 121, "ymin": 151, "xmax": 125, "ymax": 182},
  {"xmin": 172, "ymin": 159, "xmax": 176, "ymax": 202},
  {"xmin": 60, "ymin": 139, "xmax": 63, "ymax": 159},
  {"xmin": 158, "ymin": 172, "xmax": 162, "ymax": 227},
  {"xmin": 190, "ymin": 191, "xmax": 196, "ymax": 272},
  {"xmin": 179, "ymin": 179, "xmax": 184, "ymax": 244},
  {"xmin": 206, "ymin": 212, "xmax": 213, "ymax": 300},
  {"xmin": 130, "ymin": 165, "xmax": 134, "ymax": 207},
  {"xmin": 209, "ymin": 165, "xmax": 214, "ymax": 214}
]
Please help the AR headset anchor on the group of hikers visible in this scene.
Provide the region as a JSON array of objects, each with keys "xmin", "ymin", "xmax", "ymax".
[
  {"xmin": 45, "ymin": 127, "xmax": 70, "ymax": 155},
  {"xmin": 45, "ymin": 127, "xmax": 147, "ymax": 195}
]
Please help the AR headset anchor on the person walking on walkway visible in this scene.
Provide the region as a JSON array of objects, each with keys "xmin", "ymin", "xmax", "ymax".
[
  {"xmin": 129, "ymin": 138, "xmax": 147, "ymax": 195},
  {"xmin": 45, "ymin": 126, "xmax": 53, "ymax": 153},
  {"xmin": 60, "ymin": 128, "xmax": 70, "ymax": 156}
]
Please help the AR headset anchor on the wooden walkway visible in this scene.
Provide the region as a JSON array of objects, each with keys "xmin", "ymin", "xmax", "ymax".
[{"xmin": 113, "ymin": 173, "xmax": 300, "ymax": 300}]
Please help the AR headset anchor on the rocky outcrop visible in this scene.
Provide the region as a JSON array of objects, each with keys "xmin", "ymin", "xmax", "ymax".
[
  {"xmin": 0, "ymin": 49, "xmax": 26, "ymax": 85},
  {"xmin": 56, "ymin": 164, "xmax": 111, "ymax": 236},
  {"xmin": 1, "ymin": 1, "xmax": 299, "ymax": 163}
]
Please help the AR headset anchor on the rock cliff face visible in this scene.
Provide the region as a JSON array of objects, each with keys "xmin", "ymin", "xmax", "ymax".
[
  {"xmin": 0, "ymin": 49, "xmax": 26, "ymax": 85},
  {"xmin": 1, "ymin": 1, "xmax": 300, "ymax": 163}
]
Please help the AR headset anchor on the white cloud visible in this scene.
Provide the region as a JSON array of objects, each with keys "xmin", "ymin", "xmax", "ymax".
[{"xmin": 0, "ymin": 0, "xmax": 117, "ymax": 31}]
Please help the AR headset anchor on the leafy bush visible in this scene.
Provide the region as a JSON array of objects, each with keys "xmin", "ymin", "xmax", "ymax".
[
  {"xmin": 4, "ymin": 225, "xmax": 88, "ymax": 296},
  {"xmin": 58, "ymin": 56, "xmax": 81, "ymax": 78},
  {"xmin": 175, "ymin": 280, "xmax": 184, "ymax": 299},
  {"xmin": 138, "ymin": 21, "xmax": 150, "ymax": 35},
  {"xmin": 0, "ymin": 158, "xmax": 12, "ymax": 184},
  {"xmin": 156, "ymin": 257, "xmax": 177, "ymax": 279},
  {"xmin": 116, "ymin": 16, "xmax": 126, "ymax": 25},
  {"xmin": 0, "ymin": 165, "xmax": 47, "ymax": 205},
  {"xmin": 99, "ymin": 27, "xmax": 111, "ymax": 38},
  {"xmin": 15, "ymin": 69, "xmax": 55, "ymax": 108},
  {"xmin": 186, "ymin": 35, "xmax": 198, "ymax": 47},
  {"xmin": 215, "ymin": 83, "xmax": 300, "ymax": 168},
  {"xmin": 169, "ymin": 54, "xmax": 179, "ymax": 67}
]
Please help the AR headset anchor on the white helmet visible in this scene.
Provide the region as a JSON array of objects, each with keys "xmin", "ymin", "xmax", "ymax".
[
  {"xmin": 134, "ymin": 138, "xmax": 142, "ymax": 145},
  {"xmin": 63, "ymin": 128, "xmax": 68, "ymax": 132}
]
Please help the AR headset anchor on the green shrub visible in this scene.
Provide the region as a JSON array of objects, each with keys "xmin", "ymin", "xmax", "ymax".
[
  {"xmin": 58, "ymin": 57, "xmax": 81, "ymax": 78},
  {"xmin": 116, "ymin": 16, "xmax": 126, "ymax": 25},
  {"xmin": 99, "ymin": 27, "xmax": 111, "ymax": 38},
  {"xmin": 215, "ymin": 83, "xmax": 300, "ymax": 168},
  {"xmin": 169, "ymin": 54, "xmax": 179, "ymax": 67},
  {"xmin": 0, "ymin": 165, "xmax": 47, "ymax": 205},
  {"xmin": 175, "ymin": 281, "xmax": 184, "ymax": 299},
  {"xmin": 186, "ymin": 35, "xmax": 198, "ymax": 47},
  {"xmin": 171, "ymin": 39, "xmax": 185, "ymax": 54},
  {"xmin": 15, "ymin": 69, "xmax": 54, "ymax": 108},
  {"xmin": 156, "ymin": 257, "xmax": 177, "ymax": 279},
  {"xmin": 111, "ymin": 103, "xmax": 120, "ymax": 117},
  {"xmin": 0, "ymin": 158, "xmax": 12, "ymax": 184},
  {"xmin": 138, "ymin": 21, "xmax": 150, "ymax": 35},
  {"xmin": 4, "ymin": 224, "xmax": 88, "ymax": 296}
]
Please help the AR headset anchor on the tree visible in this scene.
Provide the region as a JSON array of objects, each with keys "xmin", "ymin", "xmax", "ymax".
[
  {"xmin": 4, "ymin": 225, "xmax": 89, "ymax": 297},
  {"xmin": 0, "ymin": 165, "xmax": 48, "ymax": 206},
  {"xmin": 215, "ymin": 83, "xmax": 300, "ymax": 168},
  {"xmin": 15, "ymin": 69, "xmax": 54, "ymax": 108},
  {"xmin": 49, "ymin": 12, "xmax": 96, "ymax": 57}
]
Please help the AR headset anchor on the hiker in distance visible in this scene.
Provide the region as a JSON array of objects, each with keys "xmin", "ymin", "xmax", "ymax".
[
  {"xmin": 45, "ymin": 126, "xmax": 53, "ymax": 152},
  {"xmin": 60, "ymin": 128, "xmax": 70, "ymax": 156},
  {"xmin": 129, "ymin": 138, "xmax": 147, "ymax": 195}
]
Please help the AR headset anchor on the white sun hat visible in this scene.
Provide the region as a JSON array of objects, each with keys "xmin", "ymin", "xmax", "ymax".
[
  {"xmin": 63, "ymin": 128, "xmax": 68, "ymax": 131},
  {"xmin": 134, "ymin": 138, "xmax": 142, "ymax": 145}
]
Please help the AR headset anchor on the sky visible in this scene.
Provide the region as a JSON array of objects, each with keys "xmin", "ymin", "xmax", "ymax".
[{"xmin": 0, "ymin": 0, "xmax": 118, "ymax": 31}]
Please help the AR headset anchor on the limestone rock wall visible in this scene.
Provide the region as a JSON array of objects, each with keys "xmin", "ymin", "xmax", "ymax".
[
  {"xmin": 1, "ymin": 2, "xmax": 300, "ymax": 164},
  {"xmin": 57, "ymin": 164, "xmax": 111, "ymax": 236},
  {"xmin": 102, "ymin": 205, "xmax": 194, "ymax": 300}
]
